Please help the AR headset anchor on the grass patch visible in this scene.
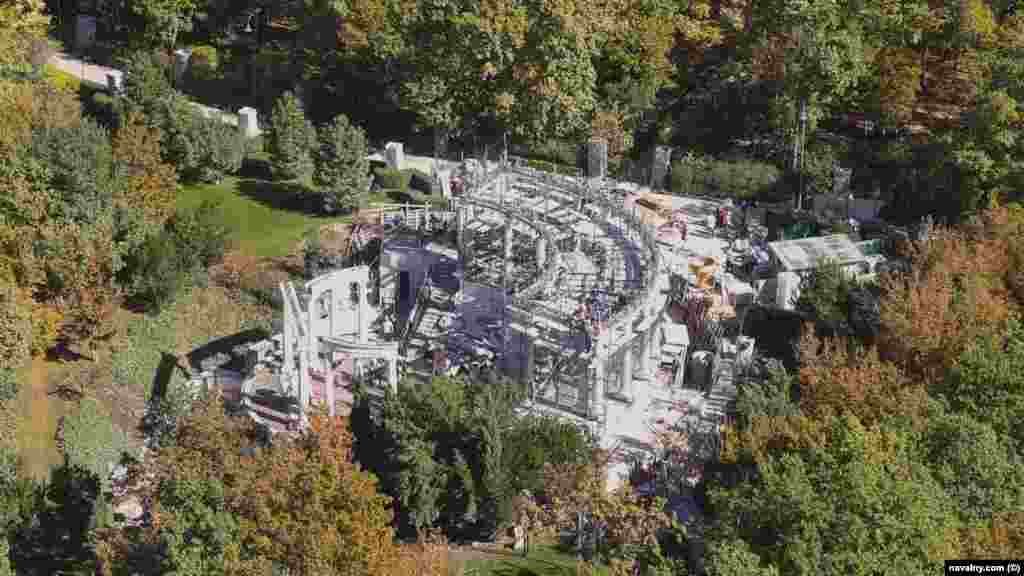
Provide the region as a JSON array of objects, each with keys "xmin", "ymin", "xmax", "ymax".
[
  {"xmin": 459, "ymin": 546, "xmax": 609, "ymax": 576},
  {"xmin": 178, "ymin": 176, "xmax": 349, "ymax": 259},
  {"xmin": 110, "ymin": 285, "xmax": 272, "ymax": 396},
  {"xmin": 11, "ymin": 358, "xmax": 66, "ymax": 482}
]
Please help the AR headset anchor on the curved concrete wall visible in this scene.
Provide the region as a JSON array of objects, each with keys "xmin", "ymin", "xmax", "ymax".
[{"xmin": 455, "ymin": 190, "xmax": 561, "ymax": 301}]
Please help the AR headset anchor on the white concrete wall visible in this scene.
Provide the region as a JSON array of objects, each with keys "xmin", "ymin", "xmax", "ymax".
[{"xmin": 305, "ymin": 267, "xmax": 376, "ymax": 343}]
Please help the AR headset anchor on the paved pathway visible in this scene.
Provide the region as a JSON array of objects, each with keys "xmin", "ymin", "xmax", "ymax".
[
  {"xmin": 50, "ymin": 51, "xmax": 115, "ymax": 88},
  {"xmin": 51, "ymin": 52, "xmax": 243, "ymax": 126}
]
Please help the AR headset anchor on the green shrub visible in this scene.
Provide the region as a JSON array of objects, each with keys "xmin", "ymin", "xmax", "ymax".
[
  {"xmin": 313, "ymin": 113, "xmax": 370, "ymax": 214},
  {"xmin": 0, "ymin": 368, "xmax": 17, "ymax": 403},
  {"xmin": 266, "ymin": 91, "xmax": 316, "ymax": 181},
  {"xmin": 166, "ymin": 199, "xmax": 231, "ymax": 269},
  {"xmin": 128, "ymin": 232, "xmax": 189, "ymax": 311},
  {"xmin": 42, "ymin": 65, "xmax": 80, "ymax": 92},
  {"xmin": 120, "ymin": 52, "xmax": 174, "ymax": 128},
  {"xmin": 60, "ymin": 397, "xmax": 131, "ymax": 488},
  {"xmin": 373, "ymin": 167, "xmax": 411, "ymax": 192},
  {"xmin": 195, "ymin": 116, "xmax": 246, "ymax": 183},
  {"xmin": 162, "ymin": 98, "xmax": 245, "ymax": 183},
  {"xmin": 188, "ymin": 45, "xmax": 219, "ymax": 81},
  {"xmin": 670, "ymin": 155, "xmax": 781, "ymax": 200},
  {"xmin": 521, "ymin": 139, "xmax": 578, "ymax": 166},
  {"xmin": 30, "ymin": 117, "xmax": 114, "ymax": 220}
]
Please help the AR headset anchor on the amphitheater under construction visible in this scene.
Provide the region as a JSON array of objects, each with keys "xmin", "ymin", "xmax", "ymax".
[{"xmin": 187, "ymin": 142, "xmax": 772, "ymax": 488}]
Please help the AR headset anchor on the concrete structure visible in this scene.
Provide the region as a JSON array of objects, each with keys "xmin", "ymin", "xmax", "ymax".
[
  {"xmin": 587, "ymin": 139, "xmax": 608, "ymax": 179},
  {"xmin": 184, "ymin": 147, "xmax": 746, "ymax": 491},
  {"xmin": 384, "ymin": 142, "xmax": 405, "ymax": 170},
  {"xmin": 764, "ymin": 234, "xmax": 877, "ymax": 309},
  {"xmin": 651, "ymin": 146, "xmax": 673, "ymax": 190},
  {"xmin": 106, "ymin": 70, "xmax": 123, "ymax": 94},
  {"xmin": 173, "ymin": 49, "xmax": 192, "ymax": 85},
  {"xmin": 278, "ymin": 266, "xmax": 399, "ymax": 415},
  {"xmin": 238, "ymin": 107, "xmax": 260, "ymax": 139}
]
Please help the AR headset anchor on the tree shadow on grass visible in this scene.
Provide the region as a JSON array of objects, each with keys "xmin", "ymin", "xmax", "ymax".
[
  {"xmin": 10, "ymin": 462, "xmax": 103, "ymax": 576},
  {"xmin": 236, "ymin": 177, "xmax": 328, "ymax": 216},
  {"xmin": 483, "ymin": 558, "xmax": 580, "ymax": 576}
]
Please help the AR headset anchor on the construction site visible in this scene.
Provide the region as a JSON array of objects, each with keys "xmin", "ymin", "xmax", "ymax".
[{"xmin": 184, "ymin": 141, "xmax": 888, "ymax": 487}]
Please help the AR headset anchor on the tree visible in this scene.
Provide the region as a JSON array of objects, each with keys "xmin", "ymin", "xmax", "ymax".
[
  {"xmin": 0, "ymin": 272, "xmax": 32, "ymax": 374},
  {"xmin": 111, "ymin": 110, "xmax": 179, "ymax": 243},
  {"xmin": 923, "ymin": 410, "xmax": 1024, "ymax": 522},
  {"xmin": 0, "ymin": 0, "xmax": 50, "ymax": 72},
  {"xmin": 153, "ymin": 475, "xmax": 244, "ymax": 576},
  {"xmin": 162, "ymin": 100, "xmax": 246, "ymax": 184},
  {"xmin": 231, "ymin": 409, "xmax": 412, "ymax": 575},
  {"xmin": 709, "ymin": 415, "xmax": 960, "ymax": 576},
  {"xmin": 127, "ymin": 232, "xmax": 188, "ymax": 311},
  {"xmin": 879, "ymin": 211, "xmax": 1015, "ymax": 382},
  {"xmin": 940, "ymin": 317, "xmax": 1024, "ymax": 451},
  {"xmin": 131, "ymin": 0, "xmax": 198, "ymax": 56},
  {"xmin": 120, "ymin": 52, "xmax": 176, "ymax": 128},
  {"xmin": 0, "ymin": 369, "xmax": 17, "ymax": 404},
  {"xmin": 102, "ymin": 396, "xmax": 450, "ymax": 575},
  {"xmin": 29, "ymin": 117, "xmax": 116, "ymax": 226},
  {"xmin": 0, "ymin": 536, "xmax": 12, "ymax": 576},
  {"xmin": 165, "ymin": 199, "xmax": 231, "ymax": 270},
  {"xmin": 524, "ymin": 444, "xmax": 674, "ymax": 567},
  {"xmin": 946, "ymin": 90, "xmax": 1024, "ymax": 211},
  {"xmin": 705, "ymin": 538, "xmax": 780, "ymax": 576},
  {"xmin": 745, "ymin": 0, "xmax": 872, "ymax": 132},
  {"xmin": 313, "ymin": 114, "xmax": 371, "ymax": 214},
  {"xmin": 266, "ymin": 91, "xmax": 316, "ymax": 181},
  {"xmin": 504, "ymin": 414, "xmax": 595, "ymax": 495}
]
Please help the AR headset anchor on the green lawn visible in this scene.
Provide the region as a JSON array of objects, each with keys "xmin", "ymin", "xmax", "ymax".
[
  {"xmin": 178, "ymin": 177, "xmax": 349, "ymax": 259},
  {"xmin": 458, "ymin": 546, "xmax": 609, "ymax": 576}
]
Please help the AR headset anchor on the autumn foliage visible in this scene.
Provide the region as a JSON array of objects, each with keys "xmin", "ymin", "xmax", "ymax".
[{"xmin": 99, "ymin": 398, "xmax": 449, "ymax": 576}]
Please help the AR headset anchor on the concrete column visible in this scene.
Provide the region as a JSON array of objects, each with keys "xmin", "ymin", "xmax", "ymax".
[
  {"xmin": 456, "ymin": 207, "xmax": 466, "ymax": 254},
  {"xmin": 298, "ymin": 337, "xmax": 311, "ymax": 408},
  {"xmin": 638, "ymin": 332, "xmax": 652, "ymax": 380},
  {"xmin": 620, "ymin": 346, "xmax": 633, "ymax": 401},
  {"xmin": 504, "ymin": 219, "xmax": 513, "ymax": 279},
  {"xmin": 525, "ymin": 331, "xmax": 535, "ymax": 384},
  {"xmin": 385, "ymin": 142, "xmax": 405, "ymax": 170},
  {"xmin": 504, "ymin": 220, "xmax": 513, "ymax": 260},
  {"xmin": 587, "ymin": 139, "xmax": 608, "ymax": 179},
  {"xmin": 106, "ymin": 71, "xmax": 123, "ymax": 93},
  {"xmin": 651, "ymin": 146, "xmax": 673, "ymax": 189},
  {"xmin": 327, "ymin": 364, "xmax": 336, "ymax": 417},
  {"xmin": 590, "ymin": 353, "xmax": 605, "ymax": 417},
  {"xmin": 648, "ymin": 323, "xmax": 660, "ymax": 373},
  {"xmin": 173, "ymin": 49, "xmax": 192, "ymax": 85},
  {"xmin": 358, "ymin": 283, "xmax": 368, "ymax": 344},
  {"xmin": 282, "ymin": 317, "xmax": 293, "ymax": 377},
  {"xmin": 238, "ymin": 107, "xmax": 260, "ymax": 139}
]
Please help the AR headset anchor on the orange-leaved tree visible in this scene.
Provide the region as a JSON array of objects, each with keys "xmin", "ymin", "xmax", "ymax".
[
  {"xmin": 98, "ymin": 397, "xmax": 449, "ymax": 576},
  {"xmin": 879, "ymin": 206, "xmax": 1020, "ymax": 382}
]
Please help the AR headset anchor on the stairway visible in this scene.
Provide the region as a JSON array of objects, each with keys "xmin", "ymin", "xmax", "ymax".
[{"xmin": 701, "ymin": 355, "xmax": 737, "ymax": 422}]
